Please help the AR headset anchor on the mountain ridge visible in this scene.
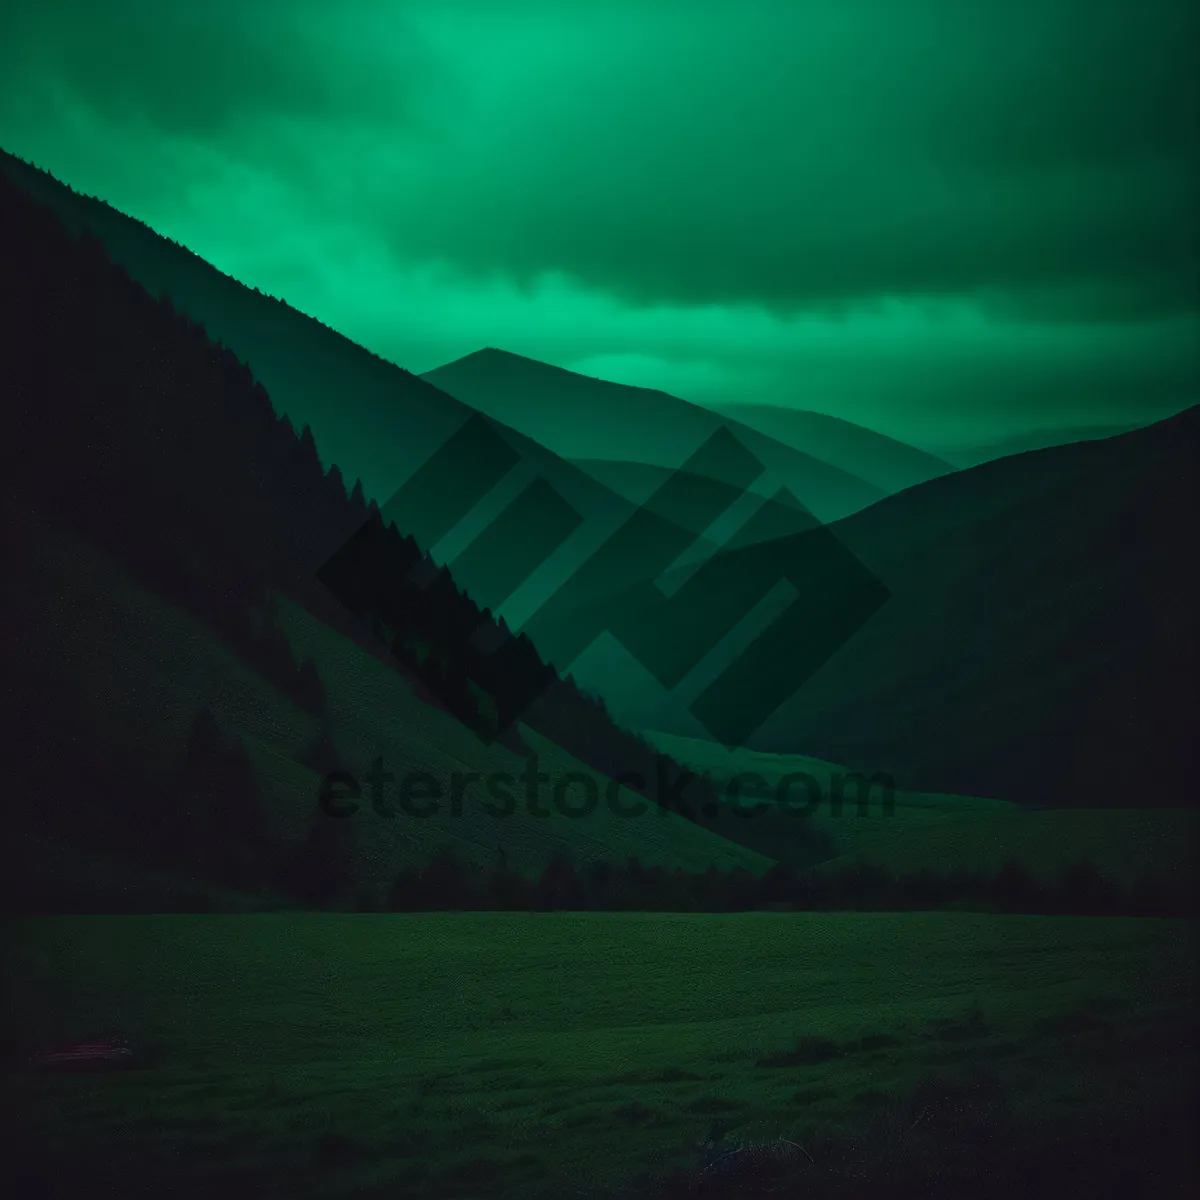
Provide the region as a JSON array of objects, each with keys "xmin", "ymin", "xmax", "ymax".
[
  {"xmin": 0, "ymin": 147, "xmax": 749, "ymax": 641},
  {"xmin": 422, "ymin": 347, "xmax": 887, "ymax": 523},
  {"xmin": 702, "ymin": 400, "xmax": 954, "ymax": 493}
]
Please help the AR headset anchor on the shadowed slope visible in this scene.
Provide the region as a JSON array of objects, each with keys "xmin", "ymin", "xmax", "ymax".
[
  {"xmin": 616, "ymin": 411, "xmax": 1198, "ymax": 806},
  {"xmin": 0, "ymin": 148, "xmax": 743, "ymax": 637},
  {"xmin": 750, "ymin": 408, "xmax": 1200, "ymax": 804},
  {"xmin": 0, "ymin": 165, "xmax": 775, "ymax": 911}
]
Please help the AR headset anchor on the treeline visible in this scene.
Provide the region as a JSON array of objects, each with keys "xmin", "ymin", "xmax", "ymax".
[
  {"xmin": 368, "ymin": 846, "xmax": 1197, "ymax": 917},
  {"xmin": 0, "ymin": 168, "xmax": 773, "ymax": 858},
  {"xmin": 3, "ymin": 150, "xmax": 410, "ymax": 366}
]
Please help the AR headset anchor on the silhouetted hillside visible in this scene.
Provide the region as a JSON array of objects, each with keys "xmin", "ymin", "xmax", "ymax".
[
  {"xmin": 0, "ymin": 152, "xmax": 712, "ymax": 603},
  {"xmin": 731, "ymin": 410, "xmax": 1200, "ymax": 805},
  {"xmin": 0, "ymin": 167, "xmax": 785, "ymax": 908},
  {"xmin": 0, "ymin": 148, "xmax": 776, "ymax": 707}
]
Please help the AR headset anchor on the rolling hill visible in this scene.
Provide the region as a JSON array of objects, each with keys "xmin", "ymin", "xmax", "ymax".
[{"xmin": 421, "ymin": 348, "xmax": 886, "ymax": 523}]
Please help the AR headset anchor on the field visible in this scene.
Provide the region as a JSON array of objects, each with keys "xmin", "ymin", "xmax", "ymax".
[{"xmin": 3, "ymin": 912, "xmax": 1196, "ymax": 1198}]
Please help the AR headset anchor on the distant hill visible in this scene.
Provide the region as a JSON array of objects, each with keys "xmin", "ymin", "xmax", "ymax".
[
  {"xmin": 703, "ymin": 402, "xmax": 954, "ymax": 493},
  {"xmin": 422, "ymin": 348, "xmax": 886, "ymax": 523}
]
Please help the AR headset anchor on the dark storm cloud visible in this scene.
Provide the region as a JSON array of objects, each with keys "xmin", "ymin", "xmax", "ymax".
[
  {"xmin": 0, "ymin": 0, "xmax": 434, "ymax": 138},
  {"xmin": 367, "ymin": 0, "xmax": 1199, "ymax": 320},
  {"xmin": 0, "ymin": 0, "xmax": 1194, "ymax": 446},
  {"xmin": 3, "ymin": 0, "xmax": 1196, "ymax": 320}
]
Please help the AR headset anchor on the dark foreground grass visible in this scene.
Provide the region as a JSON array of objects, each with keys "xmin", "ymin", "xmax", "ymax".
[
  {"xmin": 1, "ymin": 912, "xmax": 1195, "ymax": 1198},
  {"xmin": 637, "ymin": 1066, "xmax": 1198, "ymax": 1199}
]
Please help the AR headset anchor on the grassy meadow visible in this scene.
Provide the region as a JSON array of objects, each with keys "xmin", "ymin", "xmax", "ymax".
[{"xmin": 3, "ymin": 912, "xmax": 1196, "ymax": 1198}]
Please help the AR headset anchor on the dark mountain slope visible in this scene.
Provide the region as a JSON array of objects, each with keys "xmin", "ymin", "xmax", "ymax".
[
  {"xmin": 0, "ymin": 149, "xmax": 467, "ymax": 513},
  {"xmin": 0, "ymin": 148, "xmax": 745, "ymax": 645},
  {"xmin": 0, "ymin": 169, "xmax": 777, "ymax": 908},
  {"xmin": 735, "ymin": 408, "xmax": 1200, "ymax": 806},
  {"xmin": 595, "ymin": 408, "xmax": 1199, "ymax": 805}
]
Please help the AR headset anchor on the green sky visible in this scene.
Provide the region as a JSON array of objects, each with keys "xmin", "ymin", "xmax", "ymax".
[{"xmin": 2, "ymin": 0, "xmax": 1196, "ymax": 449}]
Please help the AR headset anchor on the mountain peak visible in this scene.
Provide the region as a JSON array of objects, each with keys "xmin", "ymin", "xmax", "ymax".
[
  {"xmin": 450, "ymin": 346, "xmax": 600, "ymax": 380},
  {"xmin": 422, "ymin": 346, "xmax": 885, "ymax": 520}
]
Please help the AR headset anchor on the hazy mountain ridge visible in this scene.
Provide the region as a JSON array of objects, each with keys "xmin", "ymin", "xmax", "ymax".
[
  {"xmin": 702, "ymin": 401, "xmax": 955, "ymax": 493},
  {"xmin": 422, "ymin": 347, "xmax": 887, "ymax": 523}
]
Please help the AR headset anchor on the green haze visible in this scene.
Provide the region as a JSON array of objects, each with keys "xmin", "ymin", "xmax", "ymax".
[{"xmin": 1, "ymin": 0, "xmax": 1196, "ymax": 451}]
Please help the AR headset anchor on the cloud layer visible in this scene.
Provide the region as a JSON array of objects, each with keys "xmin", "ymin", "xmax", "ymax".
[{"xmin": 2, "ymin": 0, "xmax": 1196, "ymax": 447}]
